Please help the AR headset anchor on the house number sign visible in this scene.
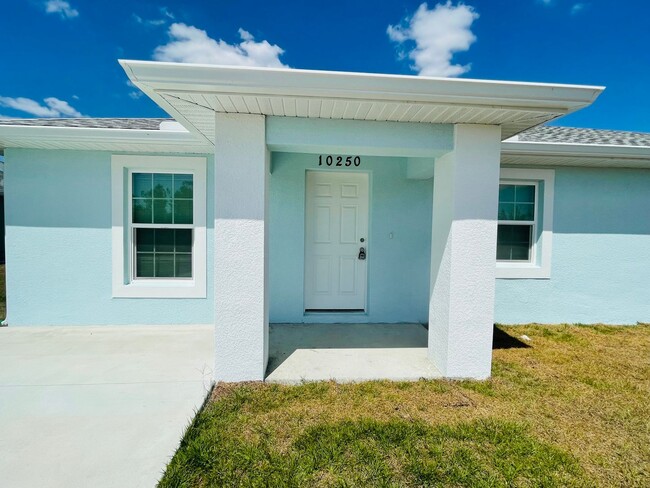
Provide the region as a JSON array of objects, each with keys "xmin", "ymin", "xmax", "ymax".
[{"xmin": 318, "ymin": 155, "xmax": 361, "ymax": 167}]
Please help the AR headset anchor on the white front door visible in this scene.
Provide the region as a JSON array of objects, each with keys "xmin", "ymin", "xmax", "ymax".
[{"xmin": 304, "ymin": 171, "xmax": 369, "ymax": 311}]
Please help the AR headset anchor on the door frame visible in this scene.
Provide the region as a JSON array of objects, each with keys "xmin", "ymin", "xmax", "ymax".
[{"xmin": 303, "ymin": 169, "xmax": 372, "ymax": 314}]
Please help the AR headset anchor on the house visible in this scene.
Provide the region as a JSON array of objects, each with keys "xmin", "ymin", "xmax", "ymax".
[{"xmin": 0, "ymin": 61, "xmax": 648, "ymax": 382}]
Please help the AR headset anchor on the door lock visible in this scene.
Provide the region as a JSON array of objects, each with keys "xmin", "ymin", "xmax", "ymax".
[{"xmin": 358, "ymin": 247, "xmax": 366, "ymax": 260}]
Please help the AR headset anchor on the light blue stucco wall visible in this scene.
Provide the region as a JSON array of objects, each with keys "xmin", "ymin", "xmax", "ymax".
[
  {"xmin": 269, "ymin": 152, "xmax": 433, "ymax": 323},
  {"xmin": 495, "ymin": 167, "xmax": 650, "ymax": 325},
  {"xmin": 267, "ymin": 117, "xmax": 454, "ymax": 158},
  {"xmin": 4, "ymin": 148, "xmax": 214, "ymax": 326},
  {"xmin": 5, "ymin": 148, "xmax": 649, "ymax": 327}
]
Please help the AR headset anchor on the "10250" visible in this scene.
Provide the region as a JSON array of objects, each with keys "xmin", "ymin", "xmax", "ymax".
[{"xmin": 318, "ymin": 155, "xmax": 361, "ymax": 167}]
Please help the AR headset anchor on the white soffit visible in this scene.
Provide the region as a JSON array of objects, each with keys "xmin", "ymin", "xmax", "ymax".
[{"xmin": 119, "ymin": 60, "xmax": 604, "ymax": 142}]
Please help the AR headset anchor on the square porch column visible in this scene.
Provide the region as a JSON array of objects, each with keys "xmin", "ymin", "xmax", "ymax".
[
  {"xmin": 214, "ymin": 113, "xmax": 269, "ymax": 382},
  {"xmin": 428, "ymin": 124, "xmax": 501, "ymax": 379}
]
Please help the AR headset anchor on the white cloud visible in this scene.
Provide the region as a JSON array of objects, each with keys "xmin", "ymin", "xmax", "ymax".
[
  {"xmin": 43, "ymin": 97, "xmax": 82, "ymax": 116},
  {"xmin": 153, "ymin": 23, "xmax": 288, "ymax": 68},
  {"xmin": 571, "ymin": 3, "xmax": 586, "ymax": 14},
  {"xmin": 133, "ymin": 14, "xmax": 166, "ymax": 27},
  {"xmin": 44, "ymin": 1, "xmax": 79, "ymax": 19},
  {"xmin": 0, "ymin": 96, "xmax": 83, "ymax": 117},
  {"xmin": 126, "ymin": 81, "xmax": 144, "ymax": 100},
  {"xmin": 387, "ymin": 2, "xmax": 479, "ymax": 77},
  {"xmin": 160, "ymin": 7, "xmax": 174, "ymax": 20}
]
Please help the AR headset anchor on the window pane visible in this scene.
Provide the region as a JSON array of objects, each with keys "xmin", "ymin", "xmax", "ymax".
[
  {"xmin": 133, "ymin": 173, "xmax": 193, "ymax": 225},
  {"xmin": 153, "ymin": 199, "xmax": 173, "ymax": 224},
  {"xmin": 136, "ymin": 228, "xmax": 154, "ymax": 252},
  {"xmin": 515, "ymin": 185, "xmax": 535, "ymax": 203},
  {"xmin": 155, "ymin": 229, "xmax": 175, "ymax": 252},
  {"xmin": 134, "ymin": 229, "xmax": 193, "ymax": 279},
  {"xmin": 497, "ymin": 224, "xmax": 532, "ymax": 261},
  {"xmin": 174, "ymin": 174, "xmax": 193, "ymax": 199},
  {"xmin": 175, "ymin": 254, "xmax": 192, "ymax": 278},
  {"xmin": 498, "ymin": 185, "xmax": 515, "ymax": 203},
  {"xmin": 499, "ymin": 184, "xmax": 536, "ymax": 221},
  {"xmin": 174, "ymin": 200, "xmax": 193, "ymax": 224},
  {"xmin": 153, "ymin": 174, "xmax": 173, "ymax": 198},
  {"xmin": 133, "ymin": 198, "xmax": 152, "ymax": 223},
  {"xmin": 155, "ymin": 254, "xmax": 175, "ymax": 277},
  {"xmin": 498, "ymin": 203, "xmax": 515, "ymax": 220},
  {"xmin": 515, "ymin": 203, "xmax": 534, "ymax": 221},
  {"xmin": 175, "ymin": 229, "xmax": 192, "ymax": 252},
  {"xmin": 132, "ymin": 173, "xmax": 152, "ymax": 198},
  {"xmin": 509, "ymin": 243, "xmax": 531, "ymax": 261},
  {"xmin": 136, "ymin": 253, "xmax": 154, "ymax": 277}
]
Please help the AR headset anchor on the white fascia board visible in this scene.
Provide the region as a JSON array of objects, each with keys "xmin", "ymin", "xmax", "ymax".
[
  {"xmin": 119, "ymin": 60, "xmax": 604, "ymax": 113},
  {"xmin": 120, "ymin": 73, "xmax": 214, "ymax": 145},
  {"xmin": 502, "ymin": 140, "xmax": 650, "ymax": 161},
  {"xmin": 0, "ymin": 125, "xmax": 212, "ymax": 152}
]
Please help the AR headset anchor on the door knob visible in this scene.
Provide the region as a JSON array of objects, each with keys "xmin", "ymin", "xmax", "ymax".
[{"xmin": 358, "ymin": 247, "xmax": 366, "ymax": 260}]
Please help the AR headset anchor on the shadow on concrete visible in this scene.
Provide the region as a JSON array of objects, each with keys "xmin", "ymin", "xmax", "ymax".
[
  {"xmin": 492, "ymin": 326, "xmax": 531, "ymax": 349},
  {"xmin": 267, "ymin": 323, "xmax": 429, "ymax": 377}
]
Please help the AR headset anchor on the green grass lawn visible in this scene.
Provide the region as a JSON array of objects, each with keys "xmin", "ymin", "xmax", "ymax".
[{"xmin": 160, "ymin": 324, "xmax": 650, "ymax": 487}]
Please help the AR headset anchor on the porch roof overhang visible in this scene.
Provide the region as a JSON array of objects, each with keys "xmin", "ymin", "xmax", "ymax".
[{"xmin": 119, "ymin": 60, "xmax": 604, "ymax": 144}]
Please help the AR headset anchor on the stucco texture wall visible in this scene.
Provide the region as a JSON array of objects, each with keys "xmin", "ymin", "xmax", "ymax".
[
  {"xmin": 4, "ymin": 148, "xmax": 214, "ymax": 326},
  {"xmin": 269, "ymin": 152, "xmax": 433, "ymax": 324},
  {"xmin": 495, "ymin": 167, "xmax": 650, "ymax": 325},
  {"xmin": 5, "ymin": 147, "xmax": 648, "ymax": 327}
]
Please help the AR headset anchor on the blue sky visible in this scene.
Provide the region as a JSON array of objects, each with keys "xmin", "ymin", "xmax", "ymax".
[{"xmin": 1, "ymin": 0, "xmax": 649, "ymax": 131}]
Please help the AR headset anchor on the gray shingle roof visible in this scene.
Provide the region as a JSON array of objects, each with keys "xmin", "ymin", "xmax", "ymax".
[
  {"xmin": 516, "ymin": 125, "xmax": 650, "ymax": 147},
  {"xmin": 1, "ymin": 117, "xmax": 649, "ymax": 147},
  {"xmin": 0, "ymin": 118, "xmax": 171, "ymax": 130}
]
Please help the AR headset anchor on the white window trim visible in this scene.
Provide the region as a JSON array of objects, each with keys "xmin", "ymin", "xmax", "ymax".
[
  {"xmin": 111, "ymin": 155, "xmax": 207, "ymax": 298},
  {"xmin": 496, "ymin": 168, "xmax": 554, "ymax": 279}
]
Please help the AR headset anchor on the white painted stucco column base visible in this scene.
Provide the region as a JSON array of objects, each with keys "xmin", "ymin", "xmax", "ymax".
[
  {"xmin": 428, "ymin": 124, "xmax": 501, "ymax": 379},
  {"xmin": 214, "ymin": 113, "xmax": 269, "ymax": 382}
]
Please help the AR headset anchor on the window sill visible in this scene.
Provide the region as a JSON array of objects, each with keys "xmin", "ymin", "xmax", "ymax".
[
  {"xmin": 112, "ymin": 280, "xmax": 206, "ymax": 299},
  {"xmin": 496, "ymin": 263, "xmax": 550, "ymax": 279}
]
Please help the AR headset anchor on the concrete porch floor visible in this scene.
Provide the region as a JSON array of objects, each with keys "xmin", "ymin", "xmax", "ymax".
[{"xmin": 266, "ymin": 323, "xmax": 441, "ymax": 383}]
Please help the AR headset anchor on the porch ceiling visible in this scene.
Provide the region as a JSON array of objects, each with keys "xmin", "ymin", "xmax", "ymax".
[{"xmin": 120, "ymin": 60, "xmax": 604, "ymax": 145}]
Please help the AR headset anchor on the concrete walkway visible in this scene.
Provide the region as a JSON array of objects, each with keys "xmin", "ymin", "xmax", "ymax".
[
  {"xmin": 0, "ymin": 325, "xmax": 213, "ymax": 488},
  {"xmin": 266, "ymin": 323, "xmax": 441, "ymax": 383}
]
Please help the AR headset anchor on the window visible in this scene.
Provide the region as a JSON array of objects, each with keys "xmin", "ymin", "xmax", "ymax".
[
  {"xmin": 112, "ymin": 155, "xmax": 207, "ymax": 298},
  {"xmin": 497, "ymin": 183, "xmax": 536, "ymax": 262},
  {"xmin": 496, "ymin": 169, "xmax": 555, "ymax": 279},
  {"xmin": 131, "ymin": 173, "xmax": 194, "ymax": 279}
]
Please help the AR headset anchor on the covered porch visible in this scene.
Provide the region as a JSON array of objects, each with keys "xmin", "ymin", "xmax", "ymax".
[
  {"xmin": 121, "ymin": 60, "xmax": 602, "ymax": 381},
  {"xmin": 266, "ymin": 323, "xmax": 440, "ymax": 383}
]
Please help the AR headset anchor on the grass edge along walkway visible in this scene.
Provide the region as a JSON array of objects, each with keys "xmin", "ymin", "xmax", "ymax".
[{"xmin": 160, "ymin": 324, "xmax": 649, "ymax": 486}]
